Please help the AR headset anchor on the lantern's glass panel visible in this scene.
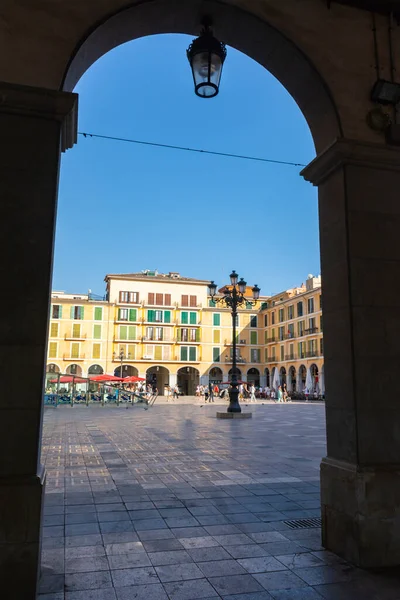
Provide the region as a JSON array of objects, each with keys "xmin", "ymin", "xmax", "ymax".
[{"xmin": 192, "ymin": 52, "xmax": 223, "ymax": 98}]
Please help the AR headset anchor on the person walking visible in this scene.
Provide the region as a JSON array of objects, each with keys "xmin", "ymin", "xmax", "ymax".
[
  {"xmin": 304, "ymin": 386, "xmax": 309, "ymax": 402},
  {"xmin": 173, "ymin": 384, "xmax": 179, "ymax": 400},
  {"xmin": 213, "ymin": 383, "xmax": 219, "ymax": 397},
  {"xmin": 277, "ymin": 385, "xmax": 284, "ymax": 403},
  {"xmin": 208, "ymin": 382, "xmax": 214, "ymax": 402},
  {"xmin": 250, "ymin": 384, "xmax": 256, "ymax": 402}
]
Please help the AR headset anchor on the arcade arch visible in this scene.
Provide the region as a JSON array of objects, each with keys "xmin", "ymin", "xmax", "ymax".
[
  {"xmin": 147, "ymin": 366, "xmax": 169, "ymax": 394},
  {"xmin": 177, "ymin": 367, "xmax": 199, "ymax": 396}
]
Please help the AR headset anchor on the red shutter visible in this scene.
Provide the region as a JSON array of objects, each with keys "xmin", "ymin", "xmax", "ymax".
[
  {"xmin": 181, "ymin": 295, "xmax": 188, "ymax": 307},
  {"xmin": 156, "ymin": 293, "xmax": 163, "ymax": 306},
  {"xmin": 190, "ymin": 295, "xmax": 197, "ymax": 307},
  {"xmin": 165, "ymin": 294, "xmax": 171, "ymax": 306},
  {"xmin": 119, "ymin": 291, "xmax": 123, "ymax": 302},
  {"xmin": 148, "ymin": 293, "xmax": 155, "ymax": 305}
]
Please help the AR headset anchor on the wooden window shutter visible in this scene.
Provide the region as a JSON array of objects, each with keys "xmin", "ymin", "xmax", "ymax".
[
  {"xmin": 129, "ymin": 309, "xmax": 136, "ymax": 322},
  {"xmin": 147, "ymin": 310, "xmax": 155, "ymax": 322},
  {"xmin": 180, "ymin": 346, "xmax": 188, "ymax": 361},
  {"xmin": 213, "ymin": 330, "xmax": 220, "ymax": 344},
  {"xmin": 196, "ymin": 329, "xmax": 200, "ymax": 342},
  {"xmin": 156, "ymin": 293, "xmax": 163, "ymax": 305},
  {"xmin": 50, "ymin": 323, "xmax": 58, "ymax": 337},
  {"xmin": 190, "ymin": 295, "xmax": 196, "ymax": 307},
  {"xmin": 119, "ymin": 291, "xmax": 123, "ymax": 302},
  {"xmin": 59, "ymin": 305, "xmax": 62, "ymax": 318},
  {"xmin": 70, "ymin": 306, "xmax": 75, "ymax": 319},
  {"xmin": 93, "ymin": 344, "xmax": 101, "ymax": 359},
  {"xmin": 120, "ymin": 326, "xmax": 127, "ymax": 340},
  {"xmin": 49, "ymin": 342, "xmax": 57, "ymax": 358},
  {"xmin": 128, "ymin": 326, "xmax": 136, "ymax": 340},
  {"xmin": 164, "ymin": 311, "xmax": 171, "ymax": 323},
  {"xmin": 73, "ymin": 323, "xmax": 81, "ymax": 338},
  {"xmin": 189, "ymin": 312, "xmax": 196, "ymax": 325},
  {"xmin": 165, "ymin": 294, "xmax": 171, "ymax": 305},
  {"xmin": 155, "ymin": 346, "xmax": 162, "ymax": 360},
  {"xmin": 93, "ymin": 325, "xmax": 101, "ymax": 339},
  {"xmin": 94, "ymin": 307, "xmax": 102, "ymax": 320},
  {"xmin": 181, "ymin": 312, "xmax": 188, "ymax": 324},
  {"xmin": 213, "ymin": 314, "xmax": 220, "ymax": 326},
  {"xmin": 189, "ymin": 347, "xmax": 196, "ymax": 361},
  {"xmin": 181, "ymin": 295, "xmax": 188, "ymax": 307},
  {"xmin": 148, "ymin": 293, "xmax": 155, "ymax": 305}
]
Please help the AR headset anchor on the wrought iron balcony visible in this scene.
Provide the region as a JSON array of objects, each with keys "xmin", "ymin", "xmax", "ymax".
[{"xmin": 304, "ymin": 327, "xmax": 319, "ymax": 335}]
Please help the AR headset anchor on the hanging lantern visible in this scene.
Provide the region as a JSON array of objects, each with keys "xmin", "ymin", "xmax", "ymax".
[{"xmin": 187, "ymin": 19, "xmax": 227, "ymax": 98}]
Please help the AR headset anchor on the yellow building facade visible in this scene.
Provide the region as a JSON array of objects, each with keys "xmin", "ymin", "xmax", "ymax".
[{"xmin": 46, "ymin": 271, "xmax": 323, "ymax": 395}]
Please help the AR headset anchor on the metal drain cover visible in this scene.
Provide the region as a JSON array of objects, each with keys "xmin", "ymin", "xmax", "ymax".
[{"xmin": 284, "ymin": 517, "xmax": 321, "ymax": 529}]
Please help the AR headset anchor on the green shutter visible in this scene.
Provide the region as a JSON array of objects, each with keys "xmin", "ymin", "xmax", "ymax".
[
  {"xmin": 59, "ymin": 305, "xmax": 63, "ymax": 319},
  {"xmin": 79, "ymin": 306, "xmax": 84, "ymax": 320},
  {"xmin": 196, "ymin": 328, "xmax": 200, "ymax": 342},
  {"xmin": 180, "ymin": 346, "xmax": 188, "ymax": 361},
  {"xmin": 250, "ymin": 331, "xmax": 257, "ymax": 344},
  {"xmin": 189, "ymin": 312, "xmax": 196, "ymax": 324},
  {"xmin": 181, "ymin": 312, "xmax": 188, "ymax": 324},
  {"xmin": 93, "ymin": 324, "xmax": 101, "ymax": 339},
  {"xmin": 70, "ymin": 306, "xmax": 74, "ymax": 319},
  {"xmin": 189, "ymin": 347, "xmax": 196, "ymax": 361},
  {"xmin": 246, "ymin": 301, "xmax": 252, "ymax": 309},
  {"xmin": 129, "ymin": 308, "xmax": 137, "ymax": 322},
  {"xmin": 147, "ymin": 310, "xmax": 155, "ymax": 322},
  {"xmin": 213, "ymin": 314, "xmax": 220, "ymax": 326},
  {"xmin": 120, "ymin": 326, "xmax": 127, "ymax": 340},
  {"xmin": 209, "ymin": 299, "xmax": 216, "ymax": 307},
  {"xmin": 128, "ymin": 326, "xmax": 136, "ymax": 340},
  {"xmin": 94, "ymin": 307, "xmax": 102, "ymax": 320},
  {"xmin": 213, "ymin": 347, "xmax": 220, "ymax": 362},
  {"xmin": 164, "ymin": 310, "xmax": 171, "ymax": 323}
]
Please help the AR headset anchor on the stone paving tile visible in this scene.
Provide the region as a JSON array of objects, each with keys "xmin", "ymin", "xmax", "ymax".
[
  {"xmin": 40, "ymin": 405, "xmax": 400, "ymax": 600},
  {"xmin": 38, "ymin": 594, "xmax": 65, "ymax": 600},
  {"xmin": 115, "ymin": 583, "xmax": 169, "ymax": 600},
  {"xmin": 162, "ymin": 578, "xmax": 217, "ymax": 600}
]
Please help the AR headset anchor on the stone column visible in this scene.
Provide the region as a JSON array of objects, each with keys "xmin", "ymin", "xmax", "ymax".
[
  {"xmin": 0, "ymin": 82, "xmax": 77, "ymax": 597},
  {"xmin": 302, "ymin": 138, "xmax": 400, "ymax": 568}
]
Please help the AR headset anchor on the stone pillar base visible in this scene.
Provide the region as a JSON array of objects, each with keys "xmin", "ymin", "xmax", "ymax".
[
  {"xmin": 321, "ymin": 457, "xmax": 400, "ymax": 568},
  {"xmin": 0, "ymin": 467, "xmax": 46, "ymax": 599}
]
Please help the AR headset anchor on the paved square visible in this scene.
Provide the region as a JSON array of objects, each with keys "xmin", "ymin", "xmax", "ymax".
[{"xmin": 39, "ymin": 403, "xmax": 400, "ymax": 599}]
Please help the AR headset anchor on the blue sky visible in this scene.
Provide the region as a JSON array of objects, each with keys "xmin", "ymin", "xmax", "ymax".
[{"xmin": 55, "ymin": 33, "xmax": 319, "ymax": 298}]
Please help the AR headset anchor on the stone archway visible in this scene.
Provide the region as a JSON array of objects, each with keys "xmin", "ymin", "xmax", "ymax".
[
  {"xmin": 247, "ymin": 367, "xmax": 260, "ymax": 387},
  {"xmin": 88, "ymin": 364, "xmax": 104, "ymax": 375},
  {"xmin": 264, "ymin": 368, "xmax": 270, "ymax": 387},
  {"xmin": 288, "ymin": 366, "xmax": 296, "ymax": 393},
  {"xmin": 280, "ymin": 367, "xmax": 287, "ymax": 387},
  {"xmin": 114, "ymin": 365, "xmax": 138, "ymax": 378},
  {"xmin": 177, "ymin": 366, "xmax": 199, "ymax": 396},
  {"xmin": 298, "ymin": 365, "xmax": 307, "ymax": 392},
  {"xmin": 209, "ymin": 366, "xmax": 223, "ymax": 384},
  {"xmin": 310, "ymin": 363, "xmax": 319, "ymax": 393},
  {"xmin": 147, "ymin": 366, "xmax": 169, "ymax": 394},
  {"xmin": 228, "ymin": 368, "xmax": 242, "ymax": 380},
  {"xmin": 66, "ymin": 364, "xmax": 82, "ymax": 376}
]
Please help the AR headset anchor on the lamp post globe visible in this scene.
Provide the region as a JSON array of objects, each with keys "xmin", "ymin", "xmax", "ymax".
[{"xmin": 187, "ymin": 19, "xmax": 227, "ymax": 98}]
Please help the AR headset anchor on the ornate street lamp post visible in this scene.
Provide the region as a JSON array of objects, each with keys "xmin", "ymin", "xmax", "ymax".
[
  {"xmin": 208, "ymin": 271, "xmax": 260, "ymax": 413},
  {"xmin": 187, "ymin": 17, "xmax": 227, "ymax": 98}
]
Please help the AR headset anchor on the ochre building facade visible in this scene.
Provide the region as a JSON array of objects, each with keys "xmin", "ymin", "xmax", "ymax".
[{"xmin": 47, "ymin": 270, "xmax": 323, "ymax": 396}]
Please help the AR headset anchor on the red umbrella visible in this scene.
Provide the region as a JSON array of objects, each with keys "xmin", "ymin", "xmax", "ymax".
[
  {"xmin": 89, "ymin": 374, "xmax": 124, "ymax": 382},
  {"xmin": 122, "ymin": 376, "xmax": 145, "ymax": 382},
  {"xmin": 50, "ymin": 375, "xmax": 86, "ymax": 383}
]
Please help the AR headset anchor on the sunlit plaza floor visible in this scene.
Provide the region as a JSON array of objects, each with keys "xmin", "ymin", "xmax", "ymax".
[{"xmin": 39, "ymin": 402, "xmax": 400, "ymax": 600}]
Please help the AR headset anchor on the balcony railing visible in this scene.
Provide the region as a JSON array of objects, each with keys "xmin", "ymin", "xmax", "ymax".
[
  {"xmin": 64, "ymin": 333, "xmax": 87, "ymax": 340},
  {"xmin": 266, "ymin": 356, "xmax": 277, "ymax": 363},
  {"xmin": 63, "ymin": 353, "xmax": 85, "ymax": 361},
  {"xmin": 284, "ymin": 333, "xmax": 296, "ymax": 340},
  {"xmin": 285, "ymin": 354, "xmax": 296, "ymax": 361},
  {"xmin": 304, "ymin": 327, "xmax": 319, "ymax": 335},
  {"xmin": 305, "ymin": 350, "xmax": 319, "ymax": 357},
  {"xmin": 224, "ymin": 339, "xmax": 246, "ymax": 345},
  {"xmin": 266, "ymin": 337, "xmax": 276, "ymax": 343},
  {"xmin": 224, "ymin": 357, "xmax": 246, "ymax": 363}
]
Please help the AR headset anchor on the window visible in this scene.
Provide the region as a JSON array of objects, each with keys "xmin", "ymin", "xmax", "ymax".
[
  {"xmin": 164, "ymin": 311, "xmax": 171, "ymax": 323},
  {"xmin": 181, "ymin": 311, "xmax": 188, "ymax": 325},
  {"xmin": 50, "ymin": 323, "xmax": 58, "ymax": 337},
  {"xmin": 179, "ymin": 328, "xmax": 188, "ymax": 342},
  {"xmin": 94, "ymin": 307, "xmax": 103, "ymax": 321},
  {"xmin": 190, "ymin": 295, "xmax": 197, "ymax": 307},
  {"xmin": 72, "ymin": 323, "xmax": 81, "ymax": 338},
  {"xmin": 288, "ymin": 323, "xmax": 295, "ymax": 338},
  {"xmin": 271, "ymin": 348, "xmax": 276, "ymax": 360},
  {"xmin": 71, "ymin": 306, "xmax": 84, "ymax": 320},
  {"xmin": 288, "ymin": 305, "xmax": 294, "ymax": 320},
  {"xmin": 245, "ymin": 301, "xmax": 253, "ymax": 309},
  {"xmin": 264, "ymin": 348, "xmax": 268, "ymax": 361},
  {"xmin": 165, "ymin": 294, "xmax": 171, "ymax": 306},
  {"xmin": 118, "ymin": 308, "xmax": 128, "ymax": 321},
  {"xmin": 279, "ymin": 308, "xmax": 284, "ymax": 322},
  {"xmin": 92, "ymin": 343, "xmax": 101, "ymax": 359},
  {"xmin": 127, "ymin": 345, "xmax": 135, "ymax": 359},
  {"xmin": 119, "ymin": 291, "xmax": 139, "ymax": 303},
  {"xmin": 250, "ymin": 315, "xmax": 257, "ymax": 328},
  {"xmin": 189, "ymin": 312, "xmax": 197, "ymax": 325},
  {"xmin": 298, "ymin": 341, "xmax": 305, "ymax": 358},
  {"xmin": 189, "ymin": 328, "xmax": 198, "ymax": 342},
  {"xmin": 297, "ymin": 302, "xmax": 303, "ymax": 317},
  {"xmin": 298, "ymin": 321, "xmax": 304, "ymax": 336},
  {"xmin": 251, "ymin": 349, "xmax": 260, "ymax": 362},
  {"xmin": 264, "ymin": 314, "xmax": 268, "ymax": 327},
  {"xmin": 120, "ymin": 325, "xmax": 136, "ymax": 340},
  {"xmin": 308, "ymin": 297, "xmax": 314, "ymax": 314},
  {"xmin": 308, "ymin": 339, "xmax": 317, "ymax": 354},
  {"xmin": 148, "ymin": 310, "xmax": 163, "ymax": 323},
  {"xmin": 52, "ymin": 305, "xmax": 62, "ymax": 319},
  {"xmin": 320, "ymin": 338, "xmax": 324, "ymax": 355},
  {"xmin": 271, "ymin": 312, "xmax": 275, "ymax": 325},
  {"xmin": 49, "ymin": 342, "xmax": 57, "ymax": 358},
  {"xmin": 213, "ymin": 330, "xmax": 220, "ymax": 344},
  {"xmin": 148, "ymin": 293, "xmax": 155, "ymax": 305},
  {"xmin": 180, "ymin": 346, "xmax": 196, "ymax": 361},
  {"xmin": 155, "ymin": 327, "xmax": 163, "ymax": 341},
  {"xmin": 181, "ymin": 295, "xmax": 189, "ymax": 307},
  {"xmin": 213, "ymin": 347, "xmax": 220, "ymax": 362},
  {"xmin": 280, "ymin": 346, "xmax": 284, "ymax": 361},
  {"xmin": 93, "ymin": 324, "xmax": 101, "ymax": 339},
  {"xmin": 155, "ymin": 293, "xmax": 163, "ymax": 305},
  {"xmin": 264, "ymin": 330, "xmax": 268, "ymax": 344},
  {"xmin": 146, "ymin": 327, "xmax": 154, "ymax": 340},
  {"xmin": 250, "ymin": 331, "xmax": 257, "ymax": 345},
  {"xmin": 320, "ymin": 316, "xmax": 323, "ymax": 332},
  {"xmin": 278, "ymin": 326, "xmax": 284, "ymax": 341},
  {"xmin": 309, "ymin": 317, "xmax": 316, "ymax": 330},
  {"xmin": 154, "ymin": 346, "xmax": 162, "ymax": 360},
  {"xmin": 71, "ymin": 343, "xmax": 80, "ymax": 358},
  {"xmin": 213, "ymin": 313, "xmax": 221, "ymax": 327},
  {"xmin": 319, "ymin": 295, "xmax": 322, "ymax": 310}
]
